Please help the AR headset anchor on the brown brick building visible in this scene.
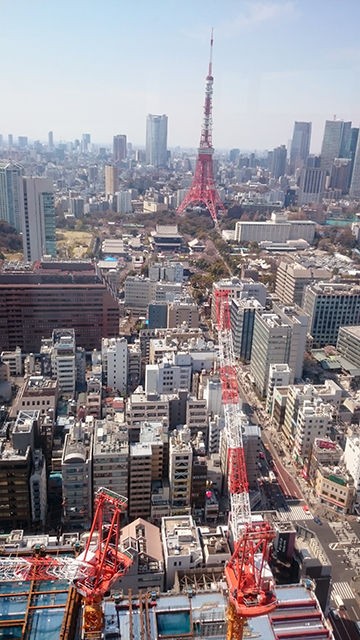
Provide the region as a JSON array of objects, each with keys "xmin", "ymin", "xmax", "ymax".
[{"xmin": 0, "ymin": 261, "xmax": 119, "ymax": 352}]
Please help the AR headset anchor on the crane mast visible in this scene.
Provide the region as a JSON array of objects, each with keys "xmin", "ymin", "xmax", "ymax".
[{"xmin": 215, "ymin": 289, "xmax": 277, "ymax": 640}]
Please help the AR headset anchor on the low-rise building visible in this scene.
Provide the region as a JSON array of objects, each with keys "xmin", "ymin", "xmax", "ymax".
[
  {"xmin": 119, "ymin": 518, "xmax": 164, "ymax": 594},
  {"xmin": 161, "ymin": 515, "xmax": 203, "ymax": 589},
  {"xmin": 314, "ymin": 465, "xmax": 355, "ymax": 513},
  {"xmin": 13, "ymin": 375, "xmax": 58, "ymax": 418}
]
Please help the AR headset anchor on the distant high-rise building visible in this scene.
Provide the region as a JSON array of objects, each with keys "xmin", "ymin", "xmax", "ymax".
[
  {"xmin": 229, "ymin": 148, "xmax": 240, "ymax": 164},
  {"xmin": 289, "ymin": 121, "xmax": 311, "ymax": 174},
  {"xmin": 349, "ymin": 131, "xmax": 360, "ymax": 197},
  {"xmin": 48, "ymin": 131, "xmax": 54, "ymax": 150},
  {"xmin": 8, "ymin": 134, "xmax": 13, "ymax": 147},
  {"xmin": 113, "ymin": 134, "xmax": 127, "ymax": 162},
  {"xmin": 146, "ymin": 114, "xmax": 168, "ymax": 167},
  {"xmin": 22, "ymin": 177, "xmax": 56, "ymax": 262},
  {"xmin": 104, "ymin": 164, "xmax": 118, "ymax": 196},
  {"xmin": 81, "ymin": 133, "xmax": 91, "ymax": 153},
  {"xmin": 18, "ymin": 136, "xmax": 28, "ymax": 148},
  {"xmin": 329, "ymin": 157, "xmax": 352, "ymax": 194},
  {"xmin": 0, "ymin": 162, "xmax": 24, "ymax": 231},
  {"xmin": 298, "ymin": 155, "xmax": 326, "ymax": 205},
  {"xmin": 270, "ymin": 144, "xmax": 287, "ymax": 179},
  {"xmin": 320, "ymin": 119, "xmax": 351, "ymax": 173}
]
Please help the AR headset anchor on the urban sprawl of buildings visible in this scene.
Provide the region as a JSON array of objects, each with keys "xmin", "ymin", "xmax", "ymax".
[{"xmin": 1, "ymin": 116, "xmax": 360, "ymax": 638}]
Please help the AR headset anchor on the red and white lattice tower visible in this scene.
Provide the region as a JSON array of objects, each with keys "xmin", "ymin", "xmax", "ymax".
[{"xmin": 177, "ymin": 31, "xmax": 225, "ymax": 224}]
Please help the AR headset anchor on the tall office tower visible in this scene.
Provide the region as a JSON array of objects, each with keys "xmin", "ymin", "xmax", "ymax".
[
  {"xmin": 250, "ymin": 304, "xmax": 308, "ymax": 397},
  {"xmin": 0, "ymin": 135, "xmax": 3, "ymax": 148},
  {"xmin": 0, "ymin": 162, "xmax": 24, "ymax": 231},
  {"xmin": 48, "ymin": 130, "xmax": 54, "ymax": 150},
  {"xmin": 320, "ymin": 119, "xmax": 351, "ymax": 173},
  {"xmin": 350, "ymin": 132, "xmax": 360, "ymax": 197},
  {"xmin": 229, "ymin": 148, "xmax": 240, "ymax": 164},
  {"xmin": 298, "ymin": 155, "xmax": 326, "ymax": 205},
  {"xmin": 104, "ymin": 164, "xmax": 118, "ymax": 196},
  {"xmin": 81, "ymin": 133, "xmax": 91, "ymax": 153},
  {"xmin": 146, "ymin": 114, "xmax": 168, "ymax": 167},
  {"xmin": 115, "ymin": 190, "xmax": 132, "ymax": 214},
  {"xmin": 270, "ymin": 144, "xmax": 287, "ymax": 179},
  {"xmin": 22, "ymin": 177, "xmax": 56, "ymax": 261},
  {"xmin": 303, "ymin": 282, "xmax": 360, "ymax": 348},
  {"xmin": 289, "ymin": 121, "xmax": 311, "ymax": 174},
  {"xmin": 113, "ymin": 134, "xmax": 127, "ymax": 162},
  {"xmin": 329, "ymin": 157, "xmax": 352, "ymax": 194},
  {"xmin": 8, "ymin": 134, "xmax": 13, "ymax": 147},
  {"xmin": 230, "ymin": 297, "xmax": 263, "ymax": 362}
]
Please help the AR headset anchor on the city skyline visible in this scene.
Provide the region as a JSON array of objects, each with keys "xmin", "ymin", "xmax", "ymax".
[{"xmin": 1, "ymin": 0, "xmax": 360, "ymax": 151}]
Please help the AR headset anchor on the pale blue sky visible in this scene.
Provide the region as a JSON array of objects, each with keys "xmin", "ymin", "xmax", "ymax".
[{"xmin": 1, "ymin": 0, "xmax": 360, "ymax": 151}]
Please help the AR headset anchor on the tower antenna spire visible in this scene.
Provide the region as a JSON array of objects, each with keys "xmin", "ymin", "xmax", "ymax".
[
  {"xmin": 177, "ymin": 29, "xmax": 225, "ymax": 224},
  {"xmin": 208, "ymin": 28, "xmax": 214, "ymax": 77}
]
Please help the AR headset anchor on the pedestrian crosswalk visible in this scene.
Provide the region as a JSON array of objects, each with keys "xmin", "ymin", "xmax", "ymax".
[
  {"xmin": 332, "ymin": 581, "xmax": 355, "ymax": 601},
  {"xmin": 277, "ymin": 505, "xmax": 314, "ymax": 521}
]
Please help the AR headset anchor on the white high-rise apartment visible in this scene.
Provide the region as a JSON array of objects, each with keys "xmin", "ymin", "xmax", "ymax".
[
  {"xmin": 0, "ymin": 162, "xmax": 24, "ymax": 231},
  {"xmin": 169, "ymin": 427, "xmax": 193, "ymax": 511},
  {"xmin": 102, "ymin": 337, "xmax": 128, "ymax": 396},
  {"xmin": 293, "ymin": 399, "xmax": 333, "ymax": 462},
  {"xmin": 22, "ymin": 177, "xmax": 56, "ymax": 261},
  {"xmin": 146, "ymin": 114, "xmax": 168, "ymax": 167},
  {"xmin": 50, "ymin": 329, "xmax": 76, "ymax": 396},
  {"xmin": 250, "ymin": 305, "xmax": 308, "ymax": 397},
  {"xmin": 92, "ymin": 418, "xmax": 129, "ymax": 498}
]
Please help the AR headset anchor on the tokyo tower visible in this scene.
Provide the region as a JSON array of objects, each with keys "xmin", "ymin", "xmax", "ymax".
[{"xmin": 177, "ymin": 31, "xmax": 225, "ymax": 224}]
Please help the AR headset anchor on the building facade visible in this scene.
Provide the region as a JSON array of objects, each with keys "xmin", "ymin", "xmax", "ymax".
[
  {"xmin": 146, "ymin": 114, "xmax": 168, "ymax": 167},
  {"xmin": 0, "ymin": 161, "xmax": 24, "ymax": 231},
  {"xmin": 22, "ymin": 177, "xmax": 56, "ymax": 261},
  {"xmin": 303, "ymin": 282, "xmax": 360, "ymax": 348},
  {"xmin": 289, "ymin": 121, "xmax": 311, "ymax": 174},
  {"xmin": 0, "ymin": 261, "xmax": 119, "ymax": 352}
]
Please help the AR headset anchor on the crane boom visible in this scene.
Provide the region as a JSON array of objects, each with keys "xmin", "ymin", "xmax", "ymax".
[
  {"xmin": 0, "ymin": 487, "xmax": 133, "ymax": 639},
  {"xmin": 215, "ymin": 289, "xmax": 277, "ymax": 638}
]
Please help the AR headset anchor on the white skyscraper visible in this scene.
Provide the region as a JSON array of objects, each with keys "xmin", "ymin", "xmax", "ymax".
[
  {"xmin": 146, "ymin": 114, "xmax": 168, "ymax": 167},
  {"xmin": 22, "ymin": 177, "xmax": 56, "ymax": 261}
]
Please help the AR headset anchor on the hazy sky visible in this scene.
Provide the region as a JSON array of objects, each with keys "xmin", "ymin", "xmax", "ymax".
[{"xmin": 1, "ymin": 0, "xmax": 360, "ymax": 152}]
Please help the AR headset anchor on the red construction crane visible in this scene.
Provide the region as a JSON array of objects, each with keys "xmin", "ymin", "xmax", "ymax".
[
  {"xmin": 215, "ymin": 289, "xmax": 277, "ymax": 640},
  {"xmin": 177, "ymin": 30, "xmax": 225, "ymax": 224},
  {"xmin": 0, "ymin": 487, "xmax": 132, "ymax": 639}
]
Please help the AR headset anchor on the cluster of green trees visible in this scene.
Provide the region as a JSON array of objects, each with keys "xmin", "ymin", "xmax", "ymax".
[{"xmin": 0, "ymin": 221, "xmax": 22, "ymax": 258}]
